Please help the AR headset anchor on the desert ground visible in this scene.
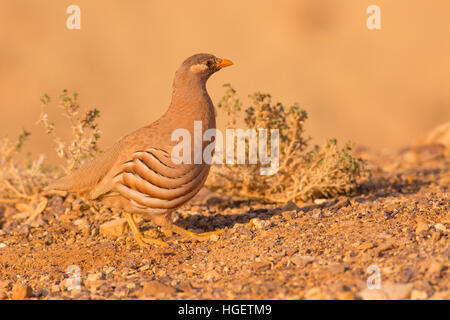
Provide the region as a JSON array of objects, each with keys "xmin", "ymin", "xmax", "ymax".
[{"xmin": 0, "ymin": 139, "xmax": 448, "ymax": 300}]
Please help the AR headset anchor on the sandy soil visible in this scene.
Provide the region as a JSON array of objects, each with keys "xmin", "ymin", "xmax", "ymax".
[{"xmin": 0, "ymin": 143, "xmax": 448, "ymax": 300}]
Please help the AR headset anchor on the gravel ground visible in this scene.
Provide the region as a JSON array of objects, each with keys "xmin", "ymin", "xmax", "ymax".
[{"xmin": 0, "ymin": 144, "xmax": 448, "ymax": 300}]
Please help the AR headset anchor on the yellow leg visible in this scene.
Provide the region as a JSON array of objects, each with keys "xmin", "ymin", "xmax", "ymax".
[
  {"xmin": 168, "ymin": 224, "xmax": 225, "ymax": 241},
  {"xmin": 125, "ymin": 213, "xmax": 168, "ymax": 248}
]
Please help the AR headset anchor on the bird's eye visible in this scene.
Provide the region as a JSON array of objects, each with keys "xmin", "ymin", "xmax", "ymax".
[{"xmin": 205, "ymin": 60, "xmax": 213, "ymax": 68}]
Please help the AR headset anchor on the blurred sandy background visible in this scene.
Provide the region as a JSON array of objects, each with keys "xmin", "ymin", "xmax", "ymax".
[{"xmin": 1, "ymin": 0, "xmax": 449, "ymax": 163}]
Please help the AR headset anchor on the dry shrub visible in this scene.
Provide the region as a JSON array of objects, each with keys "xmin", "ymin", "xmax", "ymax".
[
  {"xmin": 206, "ymin": 84, "xmax": 370, "ymax": 203},
  {"xmin": 0, "ymin": 129, "xmax": 46, "ymax": 204},
  {"xmin": 38, "ymin": 90, "xmax": 102, "ymax": 174},
  {"xmin": 0, "ymin": 90, "xmax": 101, "ymax": 208}
]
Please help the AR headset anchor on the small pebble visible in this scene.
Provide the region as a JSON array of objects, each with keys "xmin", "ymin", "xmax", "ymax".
[
  {"xmin": 415, "ymin": 222, "xmax": 429, "ymax": 233},
  {"xmin": 12, "ymin": 283, "xmax": 33, "ymax": 300},
  {"xmin": 140, "ymin": 281, "xmax": 175, "ymax": 297},
  {"xmin": 99, "ymin": 219, "xmax": 128, "ymax": 238}
]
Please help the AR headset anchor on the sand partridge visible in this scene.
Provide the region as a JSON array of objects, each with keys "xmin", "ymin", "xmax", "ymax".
[{"xmin": 45, "ymin": 53, "xmax": 233, "ymax": 248}]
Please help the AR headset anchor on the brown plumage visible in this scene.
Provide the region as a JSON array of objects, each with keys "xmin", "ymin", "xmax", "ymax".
[{"xmin": 45, "ymin": 53, "xmax": 233, "ymax": 247}]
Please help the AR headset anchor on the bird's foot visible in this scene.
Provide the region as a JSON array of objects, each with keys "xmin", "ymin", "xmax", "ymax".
[
  {"xmin": 133, "ymin": 234, "xmax": 168, "ymax": 249},
  {"xmin": 125, "ymin": 212, "xmax": 168, "ymax": 248},
  {"xmin": 169, "ymin": 224, "xmax": 225, "ymax": 242}
]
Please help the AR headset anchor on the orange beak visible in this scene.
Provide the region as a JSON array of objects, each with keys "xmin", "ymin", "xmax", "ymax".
[{"xmin": 216, "ymin": 58, "xmax": 233, "ymax": 69}]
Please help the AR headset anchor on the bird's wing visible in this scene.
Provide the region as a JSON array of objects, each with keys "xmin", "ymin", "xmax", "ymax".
[
  {"xmin": 44, "ymin": 139, "xmax": 125, "ymax": 195},
  {"xmin": 94, "ymin": 145, "xmax": 209, "ymax": 211}
]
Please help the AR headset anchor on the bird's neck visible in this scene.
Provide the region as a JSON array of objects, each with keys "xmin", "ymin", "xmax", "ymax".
[{"xmin": 166, "ymin": 74, "xmax": 215, "ymax": 128}]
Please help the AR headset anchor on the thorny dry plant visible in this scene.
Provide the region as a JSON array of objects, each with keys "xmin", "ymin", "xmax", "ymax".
[
  {"xmin": 0, "ymin": 129, "xmax": 49, "ymax": 222},
  {"xmin": 38, "ymin": 90, "xmax": 102, "ymax": 174},
  {"xmin": 0, "ymin": 129, "xmax": 46, "ymax": 204},
  {"xmin": 0, "ymin": 90, "xmax": 101, "ymax": 220},
  {"xmin": 206, "ymin": 84, "xmax": 370, "ymax": 203}
]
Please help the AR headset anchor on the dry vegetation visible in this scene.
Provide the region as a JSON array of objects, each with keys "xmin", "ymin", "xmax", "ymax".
[
  {"xmin": 0, "ymin": 129, "xmax": 45, "ymax": 204},
  {"xmin": 37, "ymin": 90, "xmax": 102, "ymax": 175},
  {"xmin": 0, "ymin": 87, "xmax": 368, "ymax": 209},
  {"xmin": 206, "ymin": 84, "xmax": 370, "ymax": 202},
  {"xmin": 0, "ymin": 90, "xmax": 101, "ymax": 216}
]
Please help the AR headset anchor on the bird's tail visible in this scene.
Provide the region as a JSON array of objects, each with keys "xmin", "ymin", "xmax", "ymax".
[{"xmin": 43, "ymin": 175, "xmax": 76, "ymax": 192}]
